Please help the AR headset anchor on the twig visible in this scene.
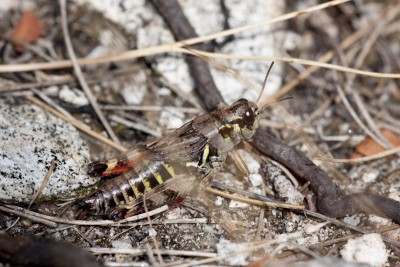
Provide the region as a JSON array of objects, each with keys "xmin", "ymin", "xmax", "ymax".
[
  {"xmin": 180, "ymin": 48, "xmax": 400, "ymax": 79},
  {"xmin": 150, "ymin": 0, "xmax": 223, "ymax": 110},
  {"xmin": 103, "ymin": 262, "xmax": 149, "ymax": 267},
  {"xmin": 254, "ymin": 183, "xmax": 267, "ymax": 241},
  {"xmin": 368, "ymin": 106, "xmax": 400, "ymax": 130},
  {"xmin": 59, "ymin": 0, "xmax": 120, "ymax": 144},
  {"xmin": 89, "ymin": 247, "xmax": 216, "ymax": 258},
  {"xmin": 338, "ymin": 5, "xmax": 400, "ymax": 149},
  {"xmin": 73, "ymin": 226, "xmax": 96, "ymax": 247},
  {"xmin": 0, "ymin": 66, "xmax": 140, "ymax": 93},
  {"xmin": 109, "ymin": 114, "xmax": 161, "ymax": 137},
  {"xmin": 101, "ymin": 105, "xmax": 200, "ymax": 114},
  {"xmin": 205, "ymin": 187, "xmax": 304, "ymax": 210},
  {"xmin": 252, "ymin": 129, "xmax": 400, "ymax": 224},
  {"xmin": 5, "ymin": 160, "xmax": 57, "ymax": 231},
  {"xmin": 173, "ymin": 223, "xmax": 335, "ymax": 267},
  {"xmin": 316, "ymin": 146, "xmax": 400, "ymax": 163},
  {"xmin": 145, "ymin": 243, "xmax": 158, "ymax": 267},
  {"xmin": 26, "ymin": 95, "xmax": 126, "ymax": 152},
  {"xmin": 205, "ymin": 184, "xmax": 400, "ymax": 249},
  {"xmin": 110, "ymin": 218, "xmax": 209, "ymax": 240},
  {"xmin": 333, "ymin": 72, "xmax": 389, "ymax": 149},
  {"xmin": 0, "ymin": 0, "xmax": 351, "ymax": 74},
  {"xmin": 210, "ymin": 181, "xmax": 277, "ymax": 202},
  {"xmin": 336, "ymin": 48, "xmax": 392, "ymax": 149},
  {"xmin": 267, "ymin": 158, "xmax": 299, "ymax": 189},
  {"xmin": 32, "ymin": 88, "xmax": 75, "ymax": 120},
  {"xmin": 142, "ymin": 193, "xmax": 163, "ymax": 265},
  {"xmin": 0, "ymin": 204, "xmax": 168, "ymax": 226},
  {"xmin": 29, "ymin": 159, "xmax": 56, "ymax": 208},
  {"xmin": 303, "ymin": 210, "xmax": 400, "ymax": 248},
  {"xmin": 0, "ymin": 205, "xmax": 57, "ymax": 228},
  {"xmin": 308, "ymin": 224, "xmax": 400, "ymax": 250}
]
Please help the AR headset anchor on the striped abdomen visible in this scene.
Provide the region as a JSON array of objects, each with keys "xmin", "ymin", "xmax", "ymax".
[{"xmin": 84, "ymin": 160, "xmax": 179, "ymax": 218}]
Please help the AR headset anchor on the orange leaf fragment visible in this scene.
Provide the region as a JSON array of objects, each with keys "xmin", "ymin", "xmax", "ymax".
[
  {"xmin": 11, "ymin": 10, "xmax": 46, "ymax": 52},
  {"xmin": 352, "ymin": 129, "xmax": 400, "ymax": 158}
]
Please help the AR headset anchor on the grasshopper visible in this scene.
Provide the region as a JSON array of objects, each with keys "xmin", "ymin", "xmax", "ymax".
[{"xmin": 78, "ymin": 64, "xmax": 275, "ymax": 220}]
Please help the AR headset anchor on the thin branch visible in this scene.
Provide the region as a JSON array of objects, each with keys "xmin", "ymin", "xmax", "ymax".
[
  {"xmin": 143, "ymin": 192, "xmax": 163, "ymax": 265},
  {"xmin": 109, "ymin": 114, "xmax": 161, "ymax": 137},
  {"xmin": 333, "ymin": 72, "xmax": 389, "ymax": 149},
  {"xmin": 317, "ymin": 146, "xmax": 400, "ymax": 163},
  {"xmin": 59, "ymin": 0, "xmax": 120, "ymax": 144},
  {"xmin": 0, "ymin": 204, "xmax": 168, "ymax": 226},
  {"xmin": 32, "ymin": 88, "xmax": 75, "ymax": 119},
  {"xmin": 101, "ymin": 105, "xmax": 200, "ymax": 114},
  {"xmin": 0, "ymin": 205, "xmax": 57, "ymax": 228},
  {"xmin": 180, "ymin": 48, "xmax": 400, "ymax": 79},
  {"xmin": 28, "ymin": 159, "xmax": 56, "ymax": 208},
  {"xmin": 89, "ymin": 247, "xmax": 216, "ymax": 258},
  {"xmin": 26, "ymin": 95, "xmax": 126, "ymax": 152},
  {"xmin": 0, "ymin": 0, "xmax": 351, "ymax": 74},
  {"xmin": 205, "ymin": 187, "xmax": 304, "ymax": 210}
]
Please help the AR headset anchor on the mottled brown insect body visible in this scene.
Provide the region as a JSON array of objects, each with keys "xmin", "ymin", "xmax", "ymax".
[{"xmin": 82, "ymin": 98, "xmax": 261, "ymax": 219}]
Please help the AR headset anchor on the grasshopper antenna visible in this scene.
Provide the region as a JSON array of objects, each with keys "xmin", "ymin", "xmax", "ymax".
[
  {"xmin": 260, "ymin": 96, "xmax": 293, "ymax": 111},
  {"xmin": 256, "ymin": 61, "xmax": 275, "ymax": 106}
]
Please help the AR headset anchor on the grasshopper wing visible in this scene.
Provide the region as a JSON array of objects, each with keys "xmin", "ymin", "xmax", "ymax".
[{"xmin": 88, "ymin": 121, "xmax": 208, "ymax": 178}]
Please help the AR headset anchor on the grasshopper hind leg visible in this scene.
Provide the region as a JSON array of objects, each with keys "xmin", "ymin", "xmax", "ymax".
[{"xmin": 108, "ymin": 207, "xmax": 128, "ymax": 220}]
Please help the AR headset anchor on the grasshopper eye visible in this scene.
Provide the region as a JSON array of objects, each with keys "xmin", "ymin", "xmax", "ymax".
[{"xmin": 243, "ymin": 108, "xmax": 255, "ymax": 125}]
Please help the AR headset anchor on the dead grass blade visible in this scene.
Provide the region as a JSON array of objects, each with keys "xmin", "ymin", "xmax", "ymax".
[
  {"xmin": 26, "ymin": 95, "xmax": 126, "ymax": 152},
  {"xmin": 0, "ymin": 0, "xmax": 350, "ymax": 73}
]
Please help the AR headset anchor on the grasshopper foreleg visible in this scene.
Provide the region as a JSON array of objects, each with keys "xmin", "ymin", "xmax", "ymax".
[
  {"xmin": 186, "ymin": 144, "xmax": 226, "ymax": 174},
  {"xmin": 228, "ymin": 149, "xmax": 250, "ymax": 177}
]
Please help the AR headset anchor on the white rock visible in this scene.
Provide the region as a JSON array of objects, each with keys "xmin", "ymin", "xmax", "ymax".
[
  {"xmin": 43, "ymin": 85, "xmax": 59, "ymax": 96},
  {"xmin": 237, "ymin": 149, "xmax": 260, "ymax": 174},
  {"xmin": 249, "ymin": 173, "xmax": 263, "ymax": 187},
  {"xmin": 214, "ymin": 196, "xmax": 224, "ymax": 206},
  {"xmin": 120, "ymin": 71, "xmax": 148, "ymax": 105},
  {"xmin": 159, "ymin": 108, "xmax": 185, "ymax": 130},
  {"xmin": 148, "ymin": 228, "xmax": 157, "ymax": 237},
  {"xmin": 217, "ymin": 239, "xmax": 249, "ymax": 266},
  {"xmin": 111, "ymin": 240, "xmax": 132, "ymax": 249},
  {"xmin": 361, "ymin": 170, "xmax": 379, "ymax": 183},
  {"xmin": 368, "ymin": 215, "xmax": 392, "ymax": 226},
  {"xmin": 0, "ymin": 100, "xmax": 96, "ymax": 202},
  {"xmin": 343, "ymin": 215, "xmax": 360, "ymax": 226},
  {"xmin": 228, "ymin": 199, "xmax": 248, "ymax": 208},
  {"xmin": 274, "ymin": 175, "xmax": 304, "ymax": 204},
  {"xmin": 72, "ymin": 0, "xmax": 286, "ymax": 104},
  {"xmin": 153, "ymin": 57, "xmax": 194, "ymax": 94},
  {"xmin": 236, "ymin": 149, "xmax": 263, "ymax": 187},
  {"xmin": 341, "ymin": 234, "xmax": 388, "ymax": 267},
  {"xmin": 59, "ymin": 85, "xmax": 89, "ymax": 106},
  {"xmin": 166, "ymin": 207, "xmax": 181, "ymax": 220},
  {"xmin": 87, "ymin": 30, "xmax": 127, "ymax": 58},
  {"xmin": 0, "ymin": 0, "xmax": 35, "ymax": 11},
  {"xmin": 295, "ymin": 257, "xmax": 370, "ymax": 267}
]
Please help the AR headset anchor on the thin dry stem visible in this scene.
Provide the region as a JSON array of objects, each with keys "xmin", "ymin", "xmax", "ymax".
[
  {"xmin": 28, "ymin": 159, "xmax": 56, "ymax": 208},
  {"xmin": 59, "ymin": 0, "xmax": 120, "ymax": 144},
  {"xmin": 181, "ymin": 48, "xmax": 400, "ymax": 79},
  {"xmin": 316, "ymin": 146, "xmax": 400, "ymax": 164},
  {"xmin": 205, "ymin": 187, "xmax": 304, "ymax": 210},
  {"xmin": 0, "ymin": 0, "xmax": 350, "ymax": 74},
  {"xmin": 0, "ymin": 203, "xmax": 169, "ymax": 226},
  {"xmin": 26, "ymin": 95, "xmax": 126, "ymax": 152},
  {"xmin": 143, "ymin": 192, "xmax": 164, "ymax": 265}
]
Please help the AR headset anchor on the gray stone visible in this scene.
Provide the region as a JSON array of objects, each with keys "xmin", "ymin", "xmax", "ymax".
[{"xmin": 0, "ymin": 100, "xmax": 97, "ymax": 203}]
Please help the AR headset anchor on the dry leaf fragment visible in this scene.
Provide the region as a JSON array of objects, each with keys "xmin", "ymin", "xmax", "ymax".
[
  {"xmin": 11, "ymin": 10, "xmax": 46, "ymax": 52},
  {"xmin": 351, "ymin": 129, "xmax": 400, "ymax": 158}
]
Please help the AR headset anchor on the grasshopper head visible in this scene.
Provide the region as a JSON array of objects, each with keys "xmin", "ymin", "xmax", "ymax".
[
  {"xmin": 228, "ymin": 99, "xmax": 260, "ymax": 140},
  {"xmin": 226, "ymin": 62, "xmax": 273, "ymax": 141}
]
